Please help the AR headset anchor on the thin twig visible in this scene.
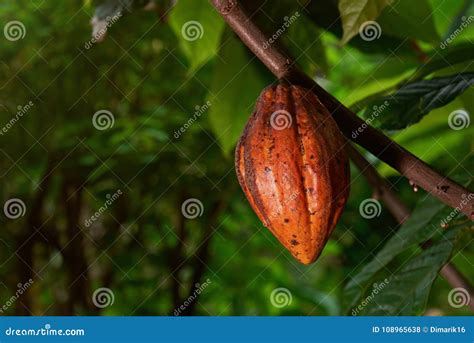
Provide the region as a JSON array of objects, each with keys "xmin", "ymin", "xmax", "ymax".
[{"xmin": 210, "ymin": 0, "xmax": 473, "ymax": 216}]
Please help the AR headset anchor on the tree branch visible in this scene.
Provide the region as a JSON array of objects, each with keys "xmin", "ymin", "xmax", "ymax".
[
  {"xmin": 346, "ymin": 144, "xmax": 474, "ymax": 311},
  {"xmin": 210, "ymin": 0, "xmax": 473, "ymax": 217}
]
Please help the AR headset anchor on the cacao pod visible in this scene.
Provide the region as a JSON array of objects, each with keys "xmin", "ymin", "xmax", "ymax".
[{"xmin": 235, "ymin": 83, "xmax": 350, "ymax": 264}]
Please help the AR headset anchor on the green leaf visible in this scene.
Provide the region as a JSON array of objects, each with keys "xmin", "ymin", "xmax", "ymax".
[
  {"xmin": 429, "ymin": 0, "xmax": 467, "ymax": 38},
  {"xmin": 283, "ymin": 14, "xmax": 328, "ymax": 75},
  {"xmin": 338, "ymin": 0, "xmax": 393, "ymax": 44},
  {"xmin": 408, "ymin": 43, "xmax": 474, "ymax": 82},
  {"xmin": 207, "ymin": 34, "xmax": 271, "ymax": 155},
  {"xmin": 362, "ymin": 228, "xmax": 460, "ymax": 315},
  {"xmin": 169, "ymin": 0, "xmax": 224, "ymax": 72},
  {"xmin": 364, "ymin": 73, "xmax": 474, "ymax": 130},
  {"xmin": 344, "ymin": 173, "xmax": 471, "ymax": 313},
  {"xmin": 376, "ymin": 96, "xmax": 473, "ymax": 177},
  {"xmin": 378, "ymin": 0, "xmax": 440, "ymax": 43}
]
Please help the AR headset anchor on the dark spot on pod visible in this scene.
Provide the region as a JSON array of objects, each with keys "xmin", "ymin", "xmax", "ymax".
[
  {"xmin": 265, "ymin": 167, "xmax": 271, "ymax": 173},
  {"xmin": 290, "ymin": 239, "xmax": 299, "ymax": 246},
  {"xmin": 292, "ymin": 234, "xmax": 297, "ymax": 238},
  {"xmin": 310, "ymin": 155, "xmax": 314, "ymax": 159},
  {"xmin": 284, "ymin": 218, "xmax": 290, "ymax": 223}
]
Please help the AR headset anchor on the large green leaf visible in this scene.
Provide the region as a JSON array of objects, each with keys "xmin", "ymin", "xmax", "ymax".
[
  {"xmin": 207, "ymin": 34, "xmax": 271, "ymax": 155},
  {"xmin": 377, "ymin": 96, "xmax": 473, "ymax": 177},
  {"xmin": 338, "ymin": 0, "xmax": 393, "ymax": 44},
  {"xmin": 364, "ymin": 73, "xmax": 474, "ymax": 130},
  {"xmin": 362, "ymin": 227, "xmax": 461, "ymax": 315},
  {"xmin": 169, "ymin": 0, "xmax": 224, "ymax": 72},
  {"xmin": 378, "ymin": 0, "xmax": 440, "ymax": 43},
  {"xmin": 344, "ymin": 173, "xmax": 472, "ymax": 313}
]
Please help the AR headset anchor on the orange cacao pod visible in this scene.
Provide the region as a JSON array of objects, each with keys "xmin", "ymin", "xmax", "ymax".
[{"xmin": 235, "ymin": 83, "xmax": 350, "ymax": 264}]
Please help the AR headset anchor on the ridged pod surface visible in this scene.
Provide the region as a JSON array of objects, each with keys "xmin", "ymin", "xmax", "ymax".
[{"xmin": 235, "ymin": 83, "xmax": 350, "ymax": 264}]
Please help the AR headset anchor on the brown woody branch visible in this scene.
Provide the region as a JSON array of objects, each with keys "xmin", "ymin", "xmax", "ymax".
[
  {"xmin": 210, "ymin": 0, "xmax": 473, "ymax": 217},
  {"xmin": 347, "ymin": 144, "xmax": 474, "ymax": 311}
]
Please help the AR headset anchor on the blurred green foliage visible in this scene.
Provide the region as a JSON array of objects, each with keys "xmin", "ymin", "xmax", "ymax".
[{"xmin": 0, "ymin": 0, "xmax": 472, "ymax": 316}]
